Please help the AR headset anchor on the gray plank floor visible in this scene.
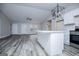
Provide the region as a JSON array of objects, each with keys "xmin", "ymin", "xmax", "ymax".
[{"xmin": 0, "ymin": 35, "xmax": 79, "ymax": 56}]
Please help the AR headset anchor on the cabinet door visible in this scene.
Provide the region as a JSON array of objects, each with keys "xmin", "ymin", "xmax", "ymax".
[{"xmin": 64, "ymin": 11, "xmax": 74, "ymax": 24}]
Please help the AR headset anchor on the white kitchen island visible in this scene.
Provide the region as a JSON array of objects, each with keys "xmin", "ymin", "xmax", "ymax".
[{"xmin": 37, "ymin": 31, "xmax": 64, "ymax": 56}]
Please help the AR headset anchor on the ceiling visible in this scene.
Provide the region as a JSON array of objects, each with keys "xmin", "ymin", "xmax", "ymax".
[
  {"xmin": 0, "ymin": 3, "xmax": 79, "ymax": 23},
  {"xmin": 15, "ymin": 3, "xmax": 79, "ymax": 11}
]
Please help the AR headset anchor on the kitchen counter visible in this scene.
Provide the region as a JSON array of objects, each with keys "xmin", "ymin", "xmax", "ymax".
[
  {"xmin": 38, "ymin": 31, "xmax": 64, "ymax": 33},
  {"xmin": 37, "ymin": 31, "xmax": 64, "ymax": 56}
]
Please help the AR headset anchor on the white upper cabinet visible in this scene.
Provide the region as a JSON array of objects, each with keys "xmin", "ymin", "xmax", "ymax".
[
  {"xmin": 64, "ymin": 8, "xmax": 79, "ymax": 25},
  {"xmin": 64, "ymin": 11, "xmax": 74, "ymax": 24}
]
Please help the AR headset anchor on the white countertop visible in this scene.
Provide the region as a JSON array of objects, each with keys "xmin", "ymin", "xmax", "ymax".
[{"xmin": 37, "ymin": 31, "xmax": 64, "ymax": 33}]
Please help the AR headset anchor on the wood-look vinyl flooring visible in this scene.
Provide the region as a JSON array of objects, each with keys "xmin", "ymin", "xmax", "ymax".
[{"xmin": 0, "ymin": 35, "xmax": 79, "ymax": 56}]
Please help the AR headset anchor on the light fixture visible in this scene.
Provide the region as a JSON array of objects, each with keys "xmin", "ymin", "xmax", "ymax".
[
  {"xmin": 51, "ymin": 4, "xmax": 65, "ymax": 21},
  {"xmin": 26, "ymin": 17, "xmax": 32, "ymax": 23}
]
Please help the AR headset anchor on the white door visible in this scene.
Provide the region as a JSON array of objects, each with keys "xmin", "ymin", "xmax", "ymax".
[{"xmin": 12, "ymin": 24, "xmax": 18, "ymax": 34}]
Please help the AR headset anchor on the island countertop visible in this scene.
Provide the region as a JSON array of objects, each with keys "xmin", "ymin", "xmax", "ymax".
[{"xmin": 37, "ymin": 31, "xmax": 64, "ymax": 33}]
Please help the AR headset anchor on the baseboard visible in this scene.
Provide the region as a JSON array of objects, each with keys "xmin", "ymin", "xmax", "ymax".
[{"xmin": 0, "ymin": 34, "xmax": 11, "ymax": 39}]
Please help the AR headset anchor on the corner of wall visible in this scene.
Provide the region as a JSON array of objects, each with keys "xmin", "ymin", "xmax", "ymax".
[{"xmin": 0, "ymin": 12, "xmax": 11, "ymax": 39}]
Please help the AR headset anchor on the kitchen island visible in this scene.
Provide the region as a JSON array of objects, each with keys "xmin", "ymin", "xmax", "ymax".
[{"xmin": 37, "ymin": 31, "xmax": 64, "ymax": 56}]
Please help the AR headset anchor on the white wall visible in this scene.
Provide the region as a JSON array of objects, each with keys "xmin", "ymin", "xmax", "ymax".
[
  {"xmin": 12, "ymin": 22, "xmax": 41, "ymax": 34},
  {"xmin": 0, "ymin": 12, "xmax": 11, "ymax": 38},
  {"xmin": 0, "ymin": 17, "xmax": 1, "ymax": 37},
  {"xmin": 40, "ymin": 21, "xmax": 49, "ymax": 30}
]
